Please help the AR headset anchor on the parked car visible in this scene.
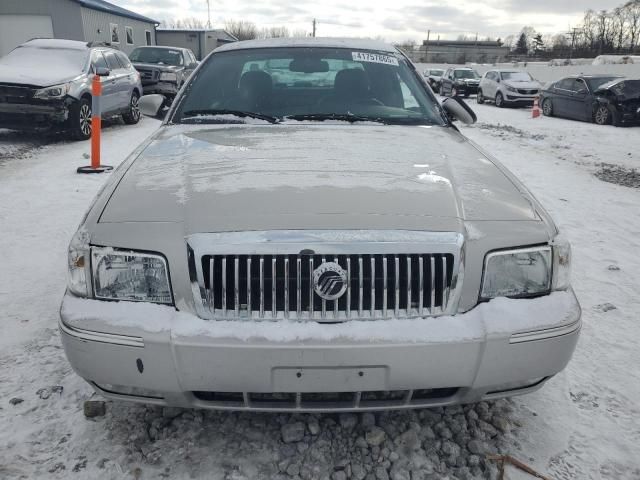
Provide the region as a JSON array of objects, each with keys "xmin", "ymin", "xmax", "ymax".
[
  {"xmin": 0, "ymin": 39, "xmax": 142, "ymax": 140},
  {"xmin": 439, "ymin": 67, "xmax": 481, "ymax": 97},
  {"xmin": 423, "ymin": 68, "xmax": 444, "ymax": 90},
  {"xmin": 540, "ymin": 75, "xmax": 639, "ymax": 126},
  {"xmin": 477, "ymin": 70, "xmax": 542, "ymax": 107},
  {"xmin": 60, "ymin": 38, "xmax": 580, "ymax": 412},
  {"xmin": 129, "ymin": 46, "xmax": 199, "ymax": 104}
]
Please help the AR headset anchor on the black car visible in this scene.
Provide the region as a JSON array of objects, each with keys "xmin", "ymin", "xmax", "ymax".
[
  {"xmin": 540, "ymin": 75, "xmax": 640, "ymax": 126},
  {"xmin": 129, "ymin": 46, "xmax": 199, "ymax": 103},
  {"xmin": 439, "ymin": 68, "xmax": 481, "ymax": 97}
]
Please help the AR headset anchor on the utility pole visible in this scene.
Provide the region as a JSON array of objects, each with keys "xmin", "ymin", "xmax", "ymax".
[
  {"xmin": 206, "ymin": 0, "xmax": 211, "ymax": 28},
  {"xmin": 567, "ymin": 27, "xmax": 581, "ymax": 60},
  {"xmin": 425, "ymin": 30, "xmax": 430, "ymax": 62},
  {"xmin": 312, "ymin": 18, "xmax": 316, "ymax": 37}
]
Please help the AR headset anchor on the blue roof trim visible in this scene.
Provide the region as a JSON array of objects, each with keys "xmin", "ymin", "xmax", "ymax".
[{"xmin": 72, "ymin": 0, "xmax": 159, "ymax": 25}]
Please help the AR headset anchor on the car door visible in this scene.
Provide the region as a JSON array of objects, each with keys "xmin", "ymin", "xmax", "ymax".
[
  {"xmin": 552, "ymin": 77, "xmax": 575, "ymax": 117},
  {"xmin": 102, "ymin": 50, "xmax": 127, "ymax": 112},
  {"xmin": 90, "ymin": 50, "xmax": 118, "ymax": 113},
  {"xmin": 115, "ymin": 51, "xmax": 138, "ymax": 102},
  {"xmin": 566, "ymin": 78, "xmax": 592, "ymax": 121},
  {"xmin": 442, "ymin": 69, "xmax": 453, "ymax": 94}
]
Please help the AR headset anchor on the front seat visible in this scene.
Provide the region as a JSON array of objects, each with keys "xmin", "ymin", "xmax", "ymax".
[
  {"xmin": 318, "ymin": 69, "xmax": 377, "ymax": 109},
  {"xmin": 237, "ymin": 70, "xmax": 273, "ymax": 111}
]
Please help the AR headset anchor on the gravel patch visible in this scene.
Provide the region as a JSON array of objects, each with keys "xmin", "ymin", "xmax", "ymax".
[
  {"xmin": 474, "ymin": 123, "xmax": 546, "ymax": 141},
  {"xmin": 595, "ymin": 163, "xmax": 640, "ymax": 189}
]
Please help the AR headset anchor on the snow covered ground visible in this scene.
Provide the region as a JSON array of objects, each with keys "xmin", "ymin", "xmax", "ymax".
[{"xmin": 0, "ymin": 107, "xmax": 639, "ymax": 480}]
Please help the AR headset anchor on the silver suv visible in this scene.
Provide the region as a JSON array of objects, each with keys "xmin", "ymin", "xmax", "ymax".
[
  {"xmin": 0, "ymin": 39, "xmax": 143, "ymax": 140},
  {"xmin": 478, "ymin": 69, "xmax": 542, "ymax": 108},
  {"xmin": 60, "ymin": 38, "xmax": 580, "ymax": 412}
]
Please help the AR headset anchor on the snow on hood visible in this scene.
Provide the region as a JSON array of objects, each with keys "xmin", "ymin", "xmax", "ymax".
[
  {"xmin": 503, "ymin": 80, "xmax": 541, "ymax": 89},
  {"xmin": 99, "ymin": 124, "xmax": 539, "ymax": 232},
  {"xmin": 0, "ymin": 64, "xmax": 82, "ymax": 87}
]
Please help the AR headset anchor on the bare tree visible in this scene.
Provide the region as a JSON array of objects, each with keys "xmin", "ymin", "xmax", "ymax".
[
  {"xmin": 224, "ymin": 20, "xmax": 258, "ymax": 41},
  {"xmin": 160, "ymin": 17, "xmax": 207, "ymax": 29},
  {"xmin": 259, "ymin": 26, "xmax": 290, "ymax": 39},
  {"xmin": 625, "ymin": 0, "xmax": 640, "ymax": 51}
]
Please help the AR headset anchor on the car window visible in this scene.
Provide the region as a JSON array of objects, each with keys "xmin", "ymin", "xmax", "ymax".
[
  {"xmin": 557, "ymin": 78, "xmax": 576, "ymax": 91},
  {"xmin": 91, "ymin": 51, "xmax": 108, "ymax": 71},
  {"xmin": 430, "ymin": 69, "xmax": 443, "ymax": 76},
  {"xmin": 129, "ymin": 47, "xmax": 184, "ymax": 66},
  {"xmin": 574, "ymin": 78, "xmax": 587, "ymax": 92},
  {"xmin": 501, "ymin": 71, "xmax": 533, "ymax": 81},
  {"xmin": 115, "ymin": 51, "xmax": 132, "ymax": 69},
  {"xmin": 454, "ymin": 70, "xmax": 479, "ymax": 79},
  {"xmin": 585, "ymin": 76, "xmax": 623, "ymax": 91},
  {"xmin": 103, "ymin": 51, "xmax": 121, "ymax": 70},
  {"xmin": 174, "ymin": 47, "xmax": 444, "ymax": 126}
]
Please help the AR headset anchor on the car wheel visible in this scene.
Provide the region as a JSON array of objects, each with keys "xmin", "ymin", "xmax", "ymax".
[
  {"xmin": 69, "ymin": 97, "xmax": 92, "ymax": 141},
  {"xmin": 593, "ymin": 104, "xmax": 611, "ymax": 125},
  {"xmin": 477, "ymin": 89, "xmax": 485, "ymax": 104},
  {"xmin": 122, "ymin": 91, "xmax": 141, "ymax": 125},
  {"xmin": 542, "ymin": 98, "xmax": 553, "ymax": 116},
  {"xmin": 495, "ymin": 92, "xmax": 505, "ymax": 108}
]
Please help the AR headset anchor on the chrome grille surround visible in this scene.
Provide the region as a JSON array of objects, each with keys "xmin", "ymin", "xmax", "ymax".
[{"xmin": 187, "ymin": 231, "xmax": 465, "ymax": 322}]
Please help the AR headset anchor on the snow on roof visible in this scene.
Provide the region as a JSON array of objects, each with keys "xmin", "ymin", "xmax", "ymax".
[
  {"xmin": 72, "ymin": 0, "xmax": 159, "ymax": 24},
  {"xmin": 215, "ymin": 37, "xmax": 397, "ymax": 53},
  {"xmin": 22, "ymin": 38, "xmax": 89, "ymax": 50}
]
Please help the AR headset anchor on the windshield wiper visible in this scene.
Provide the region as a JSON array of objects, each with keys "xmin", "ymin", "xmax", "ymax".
[
  {"xmin": 284, "ymin": 113, "xmax": 389, "ymax": 124},
  {"xmin": 181, "ymin": 109, "xmax": 280, "ymax": 124}
]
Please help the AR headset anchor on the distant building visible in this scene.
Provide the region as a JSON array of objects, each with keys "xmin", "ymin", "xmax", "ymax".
[
  {"xmin": 156, "ymin": 29, "xmax": 238, "ymax": 60},
  {"xmin": 0, "ymin": 0, "xmax": 159, "ymax": 57},
  {"xmin": 414, "ymin": 40, "xmax": 511, "ymax": 64}
]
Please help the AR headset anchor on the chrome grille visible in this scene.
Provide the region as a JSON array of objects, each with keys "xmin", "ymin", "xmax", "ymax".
[{"xmin": 200, "ymin": 253, "xmax": 454, "ymax": 320}]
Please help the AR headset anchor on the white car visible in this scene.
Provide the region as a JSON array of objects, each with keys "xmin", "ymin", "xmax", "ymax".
[
  {"xmin": 59, "ymin": 38, "xmax": 580, "ymax": 412},
  {"xmin": 477, "ymin": 70, "xmax": 542, "ymax": 107}
]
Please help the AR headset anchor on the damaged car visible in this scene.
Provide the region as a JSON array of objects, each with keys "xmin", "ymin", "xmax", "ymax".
[
  {"xmin": 539, "ymin": 74, "xmax": 639, "ymax": 126},
  {"xmin": 60, "ymin": 38, "xmax": 581, "ymax": 412},
  {"xmin": 0, "ymin": 39, "xmax": 142, "ymax": 140}
]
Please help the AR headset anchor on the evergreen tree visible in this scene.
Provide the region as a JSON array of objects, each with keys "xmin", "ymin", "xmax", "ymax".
[{"xmin": 515, "ymin": 32, "xmax": 529, "ymax": 54}]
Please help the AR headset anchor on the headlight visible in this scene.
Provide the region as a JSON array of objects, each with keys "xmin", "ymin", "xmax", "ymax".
[
  {"xmin": 91, "ymin": 247, "xmax": 172, "ymax": 304},
  {"xmin": 481, "ymin": 246, "xmax": 552, "ymax": 300},
  {"xmin": 68, "ymin": 227, "xmax": 90, "ymax": 297},
  {"xmin": 551, "ymin": 234, "xmax": 571, "ymax": 290},
  {"xmin": 34, "ymin": 83, "xmax": 71, "ymax": 99},
  {"xmin": 159, "ymin": 72, "xmax": 178, "ymax": 82},
  {"xmin": 505, "ymin": 85, "xmax": 518, "ymax": 93}
]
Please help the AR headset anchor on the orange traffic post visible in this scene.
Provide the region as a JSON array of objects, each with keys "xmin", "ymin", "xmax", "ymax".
[
  {"xmin": 532, "ymin": 97, "xmax": 541, "ymax": 119},
  {"xmin": 78, "ymin": 74, "xmax": 113, "ymax": 174}
]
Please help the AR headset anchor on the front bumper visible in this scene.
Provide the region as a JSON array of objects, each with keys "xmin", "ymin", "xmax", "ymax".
[
  {"xmin": 505, "ymin": 93, "xmax": 537, "ymax": 104},
  {"xmin": 0, "ymin": 99, "xmax": 69, "ymax": 129},
  {"xmin": 455, "ymin": 84, "xmax": 479, "ymax": 95},
  {"xmin": 59, "ymin": 290, "xmax": 581, "ymax": 411},
  {"xmin": 142, "ymin": 82, "xmax": 179, "ymax": 97}
]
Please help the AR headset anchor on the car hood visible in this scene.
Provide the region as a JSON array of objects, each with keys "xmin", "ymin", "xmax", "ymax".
[
  {"xmin": 504, "ymin": 80, "xmax": 541, "ymax": 89},
  {"xmin": 0, "ymin": 64, "xmax": 81, "ymax": 88},
  {"xmin": 99, "ymin": 124, "xmax": 539, "ymax": 232},
  {"xmin": 132, "ymin": 62, "xmax": 182, "ymax": 72}
]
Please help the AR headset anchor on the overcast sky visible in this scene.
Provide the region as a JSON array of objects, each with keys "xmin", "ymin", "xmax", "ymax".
[{"xmin": 113, "ymin": 0, "xmax": 626, "ymax": 42}]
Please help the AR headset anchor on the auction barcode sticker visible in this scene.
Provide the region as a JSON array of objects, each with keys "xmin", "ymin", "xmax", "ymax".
[{"xmin": 352, "ymin": 51, "xmax": 399, "ymax": 66}]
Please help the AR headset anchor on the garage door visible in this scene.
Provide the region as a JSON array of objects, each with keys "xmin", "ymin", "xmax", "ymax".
[{"xmin": 0, "ymin": 15, "xmax": 54, "ymax": 57}]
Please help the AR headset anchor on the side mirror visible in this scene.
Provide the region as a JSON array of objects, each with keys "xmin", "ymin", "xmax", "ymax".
[
  {"xmin": 138, "ymin": 94, "xmax": 165, "ymax": 117},
  {"xmin": 496, "ymin": 78, "xmax": 501, "ymax": 83},
  {"xmin": 94, "ymin": 67, "xmax": 110, "ymax": 77},
  {"xmin": 442, "ymin": 97, "xmax": 477, "ymax": 125},
  {"xmin": 188, "ymin": 62, "xmax": 198, "ymax": 69}
]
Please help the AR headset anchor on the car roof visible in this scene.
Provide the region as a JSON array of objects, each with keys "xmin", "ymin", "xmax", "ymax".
[
  {"xmin": 569, "ymin": 74, "xmax": 624, "ymax": 79},
  {"xmin": 492, "ymin": 69, "xmax": 526, "ymax": 72},
  {"xmin": 21, "ymin": 38, "xmax": 89, "ymax": 50},
  {"xmin": 133, "ymin": 45, "xmax": 187, "ymax": 51},
  {"xmin": 215, "ymin": 37, "xmax": 397, "ymax": 54}
]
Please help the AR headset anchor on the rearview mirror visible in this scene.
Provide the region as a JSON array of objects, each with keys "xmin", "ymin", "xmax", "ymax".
[
  {"xmin": 138, "ymin": 94, "xmax": 165, "ymax": 117},
  {"xmin": 442, "ymin": 97, "xmax": 477, "ymax": 125},
  {"xmin": 289, "ymin": 58, "xmax": 329, "ymax": 73}
]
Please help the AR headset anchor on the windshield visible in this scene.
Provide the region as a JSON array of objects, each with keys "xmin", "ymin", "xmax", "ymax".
[
  {"xmin": 430, "ymin": 69, "xmax": 444, "ymax": 76},
  {"xmin": 129, "ymin": 47, "xmax": 184, "ymax": 66},
  {"xmin": 173, "ymin": 47, "xmax": 444, "ymax": 125},
  {"xmin": 0, "ymin": 45, "xmax": 87, "ymax": 74},
  {"xmin": 501, "ymin": 71, "xmax": 532, "ymax": 82},
  {"xmin": 586, "ymin": 77, "xmax": 623, "ymax": 91},
  {"xmin": 454, "ymin": 70, "xmax": 479, "ymax": 79}
]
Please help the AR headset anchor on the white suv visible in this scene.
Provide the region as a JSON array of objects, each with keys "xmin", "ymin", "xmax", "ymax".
[{"xmin": 477, "ymin": 70, "xmax": 542, "ymax": 108}]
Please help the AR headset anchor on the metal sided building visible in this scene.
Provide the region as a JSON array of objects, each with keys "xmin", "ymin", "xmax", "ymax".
[
  {"xmin": 156, "ymin": 29, "xmax": 238, "ymax": 60},
  {"xmin": 0, "ymin": 0, "xmax": 159, "ymax": 57}
]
